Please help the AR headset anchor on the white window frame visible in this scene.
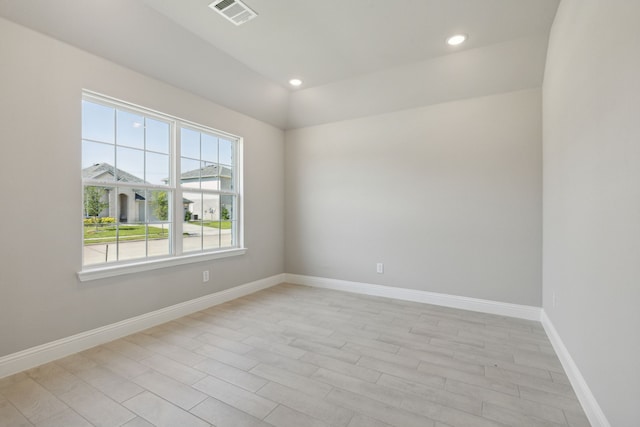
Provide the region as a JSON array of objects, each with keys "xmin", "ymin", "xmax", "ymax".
[{"xmin": 78, "ymin": 91, "xmax": 245, "ymax": 282}]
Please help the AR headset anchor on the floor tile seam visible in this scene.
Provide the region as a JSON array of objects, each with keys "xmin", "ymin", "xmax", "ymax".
[
  {"xmin": 300, "ymin": 355, "xmax": 381, "ymax": 382},
  {"xmin": 185, "ymin": 392, "xmax": 210, "ymax": 412},
  {"xmin": 517, "ymin": 384, "xmax": 582, "ymax": 408},
  {"xmin": 515, "ymin": 382, "xmax": 562, "ymax": 406},
  {"xmin": 313, "ymin": 366, "xmax": 390, "ymax": 391},
  {"xmin": 196, "ymin": 368, "xmax": 265, "ymax": 393},
  {"xmin": 250, "ymin": 364, "xmax": 336, "ymax": 399},
  {"xmin": 0, "ymin": 388, "xmax": 55, "ymax": 427},
  {"xmin": 480, "ymin": 398, "xmax": 572, "ymax": 426},
  {"xmin": 342, "ymin": 341, "xmax": 405, "ymax": 359},
  {"xmin": 417, "ymin": 360, "xmax": 521, "ymax": 389},
  {"xmin": 403, "ymin": 397, "xmax": 507, "ymax": 427},
  {"xmin": 271, "ymin": 401, "xmax": 347, "ymax": 427},
  {"xmin": 193, "ymin": 329, "xmax": 250, "ymax": 344},
  {"xmin": 325, "ymin": 387, "xmax": 439, "ymax": 427},
  {"xmin": 24, "ymin": 364, "xmax": 125, "ymax": 424},
  {"xmin": 55, "ymin": 370, "xmax": 141, "ymax": 417},
  {"xmin": 260, "ymin": 401, "xmax": 281, "ymax": 422},
  {"xmin": 449, "ymin": 349, "xmax": 516, "ymax": 364},
  {"xmin": 374, "ymin": 374, "xmax": 499, "ymax": 420},
  {"xmin": 324, "ymin": 379, "xmax": 439, "ymax": 416},
  {"xmin": 443, "ymin": 377, "xmax": 521, "ymax": 403},
  {"xmin": 487, "ymin": 399, "xmax": 578, "ymax": 427},
  {"xmin": 484, "ymin": 370, "xmax": 577, "ymax": 397},
  {"xmin": 41, "ymin": 407, "xmax": 97, "ymax": 426},
  {"xmin": 123, "ymin": 389, "xmax": 211, "ymax": 427},
  {"xmin": 129, "ymin": 369, "xmax": 208, "ymax": 410},
  {"xmin": 138, "ymin": 356, "xmax": 206, "ymax": 384}
]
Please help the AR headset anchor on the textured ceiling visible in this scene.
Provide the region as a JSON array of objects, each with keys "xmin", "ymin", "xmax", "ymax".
[{"xmin": 0, "ymin": 0, "xmax": 559, "ymax": 129}]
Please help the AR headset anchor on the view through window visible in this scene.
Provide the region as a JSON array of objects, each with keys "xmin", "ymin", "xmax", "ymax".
[{"xmin": 82, "ymin": 93, "xmax": 240, "ymax": 268}]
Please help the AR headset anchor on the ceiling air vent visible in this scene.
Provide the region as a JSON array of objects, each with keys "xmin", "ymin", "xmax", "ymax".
[{"xmin": 209, "ymin": 0, "xmax": 257, "ymax": 26}]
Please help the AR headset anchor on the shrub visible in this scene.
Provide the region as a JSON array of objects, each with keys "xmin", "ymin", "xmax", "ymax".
[
  {"xmin": 221, "ymin": 207, "xmax": 230, "ymax": 220},
  {"xmin": 83, "ymin": 217, "xmax": 116, "ymax": 225}
]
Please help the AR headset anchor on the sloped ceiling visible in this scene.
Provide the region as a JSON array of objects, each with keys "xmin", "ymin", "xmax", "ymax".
[{"xmin": 0, "ymin": 0, "xmax": 559, "ymax": 129}]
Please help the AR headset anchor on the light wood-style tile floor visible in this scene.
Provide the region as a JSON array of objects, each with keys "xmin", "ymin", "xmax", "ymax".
[{"xmin": 0, "ymin": 283, "xmax": 591, "ymax": 427}]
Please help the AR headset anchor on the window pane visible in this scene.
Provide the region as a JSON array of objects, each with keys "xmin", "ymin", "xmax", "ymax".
[
  {"xmin": 146, "ymin": 152, "xmax": 169, "ymax": 186},
  {"xmin": 82, "ymin": 101, "xmax": 114, "ymax": 143},
  {"xmin": 219, "ymin": 138, "xmax": 234, "ymax": 191},
  {"xmin": 146, "ymin": 118, "xmax": 169, "ymax": 154},
  {"xmin": 203, "ymin": 193, "xmax": 221, "ymax": 250},
  {"xmin": 83, "ymin": 94, "xmax": 241, "ymax": 268},
  {"xmin": 148, "ymin": 190, "xmax": 171, "ymax": 223},
  {"xmin": 82, "ymin": 141, "xmax": 115, "ymax": 180},
  {"xmin": 83, "ymin": 185, "xmax": 112, "ymax": 219},
  {"xmin": 148, "ymin": 223, "xmax": 171, "ymax": 258},
  {"xmin": 220, "ymin": 165, "xmax": 233, "ymax": 191},
  {"xmin": 183, "ymin": 191, "xmax": 202, "ymax": 253},
  {"xmin": 200, "ymin": 163, "xmax": 219, "ymax": 190},
  {"xmin": 129, "ymin": 188, "xmax": 148, "ymax": 224},
  {"xmin": 221, "ymin": 221, "xmax": 235, "ymax": 248},
  {"xmin": 220, "ymin": 195, "xmax": 235, "ymax": 221},
  {"xmin": 181, "ymin": 128, "xmax": 200, "ymax": 159},
  {"xmin": 201, "ymin": 133, "xmax": 218, "ymax": 163},
  {"xmin": 116, "ymin": 222, "xmax": 147, "ymax": 262},
  {"xmin": 220, "ymin": 196, "xmax": 235, "ymax": 248},
  {"xmin": 83, "ymin": 185, "xmax": 115, "ymax": 265},
  {"xmin": 202, "ymin": 193, "xmax": 219, "ymax": 222},
  {"xmin": 181, "ymin": 158, "xmax": 201, "ymax": 188},
  {"xmin": 219, "ymin": 138, "xmax": 233, "ymax": 166},
  {"xmin": 116, "ymin": 147, "xmax": 145, "ymax": 183},
  {"xmin": 115, "ymin": 188, "xmax": 136, "ymax": 223},
  {"xmin": 117, "ymin": 110, "xmax": 144, "ymax": 149}
]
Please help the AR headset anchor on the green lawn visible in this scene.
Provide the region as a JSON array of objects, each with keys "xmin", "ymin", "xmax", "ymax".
[
  {"xmin": 190, "ymin": 220, "xmax": 232, "ymax": 229},
  {"xmin": 84, "ymin": 225, "xmax": 168, "ymax": 244}
]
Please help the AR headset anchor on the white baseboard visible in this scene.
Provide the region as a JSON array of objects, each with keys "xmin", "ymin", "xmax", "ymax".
[
  {"xmin": 0, "ymin": 273, "xmax": 285, "ymax": 379},
  {"xmin": 541, "ymin": 311, "xmax": 611, "ymax": 427},
  {"xmin": 287, "ymin": 274, "xmax": 608, "ymax": 424},
  {"xmin": 1, "ymin": 270, "xmax": 607, "ymax": 427},
  {"xmin": 285, "ymin": 274, "xmax": 541, "ymax": 321}
]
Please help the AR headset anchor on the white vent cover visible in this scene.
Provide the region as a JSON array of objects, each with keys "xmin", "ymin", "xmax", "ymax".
[{"xmin": 209, "ymin": 0, "xmax": 257, "ymax": 26}]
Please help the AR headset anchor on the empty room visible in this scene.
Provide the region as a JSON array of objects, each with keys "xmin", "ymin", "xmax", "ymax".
[{"xmin": 0, "ymin": 0, "xmax": 638, "ymax": 426}]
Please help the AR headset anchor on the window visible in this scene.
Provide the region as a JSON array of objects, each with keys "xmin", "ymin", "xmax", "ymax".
[{"xmin": 81, "ymin": 92, "xmax": 242, "ymax": 276}]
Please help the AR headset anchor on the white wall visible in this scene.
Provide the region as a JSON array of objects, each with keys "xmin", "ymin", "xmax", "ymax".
[
  {"xmin": 285, "ymin": 89, "xmax": 542, "ymax": 306},
  {"xmin": 543, "ymin": 1, "xmax": 640, "ymax": 425},
  {"xmin": 287, "ymin": 36, "xmax": 549, "ymax": 129},
  {"xmin": 0, "ymin": 18, "xmax": 285, "ymax": 357}
]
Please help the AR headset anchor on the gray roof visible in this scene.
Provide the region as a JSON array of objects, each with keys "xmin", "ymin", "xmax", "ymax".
[
  {"xmin": 180, "ymin": 164, "xmax": 232, "ymax": 180},
  {"xmin": 82, "ymin": 163, "xmax": 146, "ymax": 184},
  {"xmin": 84, "ymin": 163, "xmax": 193, "ymax": 204}
]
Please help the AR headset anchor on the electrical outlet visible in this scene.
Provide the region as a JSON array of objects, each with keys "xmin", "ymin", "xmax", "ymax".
[
  {"xmin": 376, "ymin": 263, "xmax": 384, "ymax": 274},
  {"xmin": 203, "ymin": 270, "xmax": 210, "ymax": 283}
]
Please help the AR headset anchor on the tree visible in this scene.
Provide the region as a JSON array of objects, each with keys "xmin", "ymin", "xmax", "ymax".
[
  {"xmin": 221, "ymin": 206, "xmax": 230, "ymax": 220},
  {"xmin": 84, "ymin": 186, "xmax": 109, "ymax": 230},
  {"xmin": 151, "ymin": 191, "xmax": 169, "ymax": 235}
]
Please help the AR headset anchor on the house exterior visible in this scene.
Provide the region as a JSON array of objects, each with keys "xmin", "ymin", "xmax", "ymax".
[
  {"xmin": 82, "ymin": 162, "xmax": 232, "ymax": 223},
  {"xmin": 175, "ymin": 163, "xmax": 233, "ymax": 222},
  {"xmin": 82, "ymin": 163, "xmax": 146, "ymax": 223}
]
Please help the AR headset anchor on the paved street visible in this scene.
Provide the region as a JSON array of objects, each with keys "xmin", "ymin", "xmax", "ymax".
[{"xmin": 83, "ymin": 223, "xmax": 233, "ymax": 266}]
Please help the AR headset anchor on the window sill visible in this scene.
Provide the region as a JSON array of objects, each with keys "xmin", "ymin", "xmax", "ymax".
[{"xmin": 77, "ymin": 248, "xmax": 247, "ymax": 282}]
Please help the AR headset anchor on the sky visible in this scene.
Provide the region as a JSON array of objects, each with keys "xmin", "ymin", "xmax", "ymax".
[{"xmin": 82, "ymin": 100, "xmax": 234, "ymax": 186}]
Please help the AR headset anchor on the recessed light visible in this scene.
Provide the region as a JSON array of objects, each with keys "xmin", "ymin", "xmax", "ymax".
[
  {"xmin": 446, "ymin": 34, "xmax": 468, "ymax": 46},
  {"xmin": 289, "ymin": 79, "xmax": 302, "ymax": 87}
]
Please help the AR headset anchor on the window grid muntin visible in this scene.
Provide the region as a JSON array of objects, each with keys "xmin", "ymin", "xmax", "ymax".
[
  {"xmin": 178, "ymin": 124, "xmax": 239, "ymax": 254},
  {"xmin": 82, "ymin": 92, "xmax": 240, "ymax": 269}
]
